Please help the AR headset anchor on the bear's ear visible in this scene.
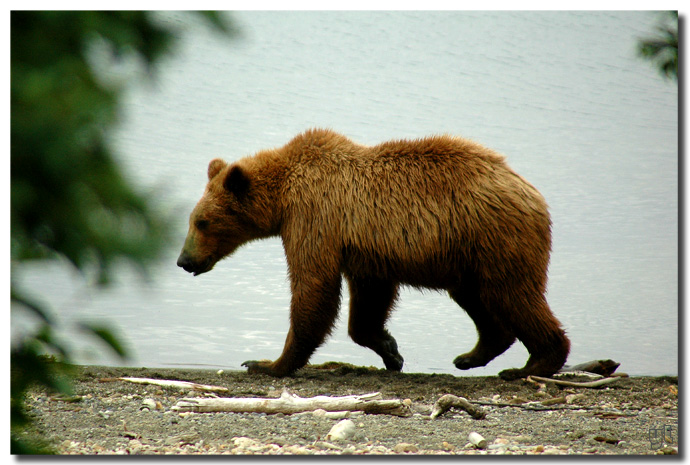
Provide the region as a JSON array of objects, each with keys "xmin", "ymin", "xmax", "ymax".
[
  {"xmin": 224, "ymin": 165, "xmax": 250, "ymax": 199},
  {"xmin": 208, "ymin": 158, "xmax": 227, "ymax": 180}
]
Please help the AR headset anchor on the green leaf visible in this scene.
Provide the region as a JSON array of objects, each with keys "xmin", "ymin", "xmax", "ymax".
[
  {"xmin": 11, "ymin": 288, "xmax": 54, "ymax": 324},
  {"xmin": 78, "ymin": 323, "xmax": 129, "ymax": 359},
  {"xmin": 195, "ymin": 11, "xmax": 239, "ymax": 37}
]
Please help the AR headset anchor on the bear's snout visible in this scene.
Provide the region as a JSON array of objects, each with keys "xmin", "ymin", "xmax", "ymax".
[
  {"xmin": 176, "ymin": 253, "xmax": 194, "ymax": 273},
  {"xmin": 177, "ymin": 252, "xmax": 211, "ymax": 276}
]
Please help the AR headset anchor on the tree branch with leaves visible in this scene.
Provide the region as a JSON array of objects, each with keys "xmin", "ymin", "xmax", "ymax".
[
  {"xmin": 10, "ymin": 11, "xmax": 235, "ymax": 454},
  {"xmin": 637, "ymin": 11, "xmax": 677, "ymax": 82}
]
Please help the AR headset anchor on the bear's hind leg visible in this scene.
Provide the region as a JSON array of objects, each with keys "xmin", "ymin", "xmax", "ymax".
[
  {"xmin": 346, "ymin": 276, "xmax": 404, "ymax": 371},
  {"xmin": 498, "ymin": 299, "xmax": 570, "ymax": 381},
  {"xmin": 449, "ymin": 286, "xmax": 516, "ymax": 370}
]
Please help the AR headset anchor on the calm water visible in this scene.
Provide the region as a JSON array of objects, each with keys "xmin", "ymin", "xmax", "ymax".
[{"xmin": 13, "ymin": 11, "xmax": 678, "ymax": 376}]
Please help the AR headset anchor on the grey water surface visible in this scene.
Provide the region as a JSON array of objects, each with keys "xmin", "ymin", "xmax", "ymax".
[{"xmin": 13, "ymin": 11, "xmax": 677, "ymax": 376}]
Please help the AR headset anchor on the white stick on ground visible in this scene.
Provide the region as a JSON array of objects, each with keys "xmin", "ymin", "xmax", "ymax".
[
  {"xmin": 527, "ymin": 375, "xmax": 621, "ymax": 389},
  {"xmin": 172, "ymin": 390, "xmax": 411, "ymax": 417},
  {"xmin": 102, "ymin": 377, "xmax": 230, "ymax": 394}
]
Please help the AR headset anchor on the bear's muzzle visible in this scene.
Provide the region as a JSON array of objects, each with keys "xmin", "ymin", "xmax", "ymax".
[{"xmin": 177, "ymin": 252, "xmax": 213, "ymax": 276}]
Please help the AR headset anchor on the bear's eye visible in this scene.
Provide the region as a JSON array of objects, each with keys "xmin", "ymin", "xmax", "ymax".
[{"xmin": 195, "ymin": 219, "xmax": 210, "ymax": 231}]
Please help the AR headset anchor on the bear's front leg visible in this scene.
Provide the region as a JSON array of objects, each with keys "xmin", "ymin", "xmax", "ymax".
[{"xmin": 242, "ymin": 271, "xmax": 343, "ymax": 377}]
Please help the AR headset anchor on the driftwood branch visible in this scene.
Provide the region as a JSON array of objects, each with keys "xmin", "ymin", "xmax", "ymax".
[
  {"xmin": 430, "ymin": 394, "xmax": 486, "ymax": 420},
  {"xmin": 527, "ymin": 375, "xmax": 620, "ymax": 389},
  {"xmin": 100, "ymin": 377, "xmax": 230, "ymax": 394},
  {"xmin": 554, "ymin": 371, "xmax": 604, "ymax": 380},
  {"xmin": 172, "ymin": 390, "xmax": 411, "ymax": 417},
  {"xmin": 472, "ymin": 399, "xmax": 598, "ymax": 412},
  {"xmin": 559, "ymin": 359, "xmax": 620, "ymax": 377}
]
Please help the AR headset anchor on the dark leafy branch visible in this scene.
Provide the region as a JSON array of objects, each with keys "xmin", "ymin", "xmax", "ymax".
[{"xmin": 10, "ymin": 11, "xmax": 236, "ymax": 454}]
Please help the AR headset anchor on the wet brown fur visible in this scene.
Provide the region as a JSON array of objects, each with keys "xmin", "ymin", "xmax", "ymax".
[{"xmin": 177, "ymin": 128, "xmax": 570, "ymax": 380}]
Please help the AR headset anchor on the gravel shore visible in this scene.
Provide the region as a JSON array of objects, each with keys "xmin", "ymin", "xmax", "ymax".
[{"xmin": 21, "ymin": 364, "xmax": 678, "ymax": 456}]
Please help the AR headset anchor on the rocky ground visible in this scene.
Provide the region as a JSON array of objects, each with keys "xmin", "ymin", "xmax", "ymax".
[{"xmin": 20, "ymin": 363, "xmax": 678, "ymax": 456}]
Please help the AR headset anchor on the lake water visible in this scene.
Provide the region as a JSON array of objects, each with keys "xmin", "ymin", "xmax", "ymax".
[{"xmin": 12, "ymin": 11, "xmax": 678, "ymax": 376}]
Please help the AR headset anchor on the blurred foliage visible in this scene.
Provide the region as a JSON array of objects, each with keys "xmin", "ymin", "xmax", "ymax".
[
  {"xmin": 638, "ymin": 11, "xmax": 677, "ymax": 82},
  {"xmin": 11, "ymin": 11, "xmax": 235, "ymax": 454}
]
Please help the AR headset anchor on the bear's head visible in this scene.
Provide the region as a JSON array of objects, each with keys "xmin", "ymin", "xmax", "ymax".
[{"xmin": 177, "ymin": 158, "xmax": 270, "ymax": 276}]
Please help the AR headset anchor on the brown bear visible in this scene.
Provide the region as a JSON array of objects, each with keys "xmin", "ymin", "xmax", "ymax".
[{"xmin": 177, "ymin": 128, "xmax": 570, "ymax": 380}]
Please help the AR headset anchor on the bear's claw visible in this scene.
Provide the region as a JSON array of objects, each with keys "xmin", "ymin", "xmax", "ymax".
[
  {"xmin": 241, "ymin": 360, "xmax": 265, "ymax": 372},
  {"xmin": 453, "ymin": 353, "xmax": 487, "ymax": 370},
  {"xmin": 242, "ymin": 360, "xmax": 287, "ymax": 377}
]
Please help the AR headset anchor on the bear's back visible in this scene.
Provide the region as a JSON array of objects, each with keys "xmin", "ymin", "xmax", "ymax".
[{"xmin": 278, "ymin": 129, "xmax": 550, "ymax": 284}]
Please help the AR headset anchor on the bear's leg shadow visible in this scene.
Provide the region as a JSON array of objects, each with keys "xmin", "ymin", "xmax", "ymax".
[
  {"xmin": 346, "ymin": 275, "xmax": 404, "ymax": 371},
  {"xmin": 449, "ymin": 285, "xmax": 517, "ymax": 371},
  {"xmin": 243, "ymin": 271, "xmax": 343, "ymax": 377}
]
